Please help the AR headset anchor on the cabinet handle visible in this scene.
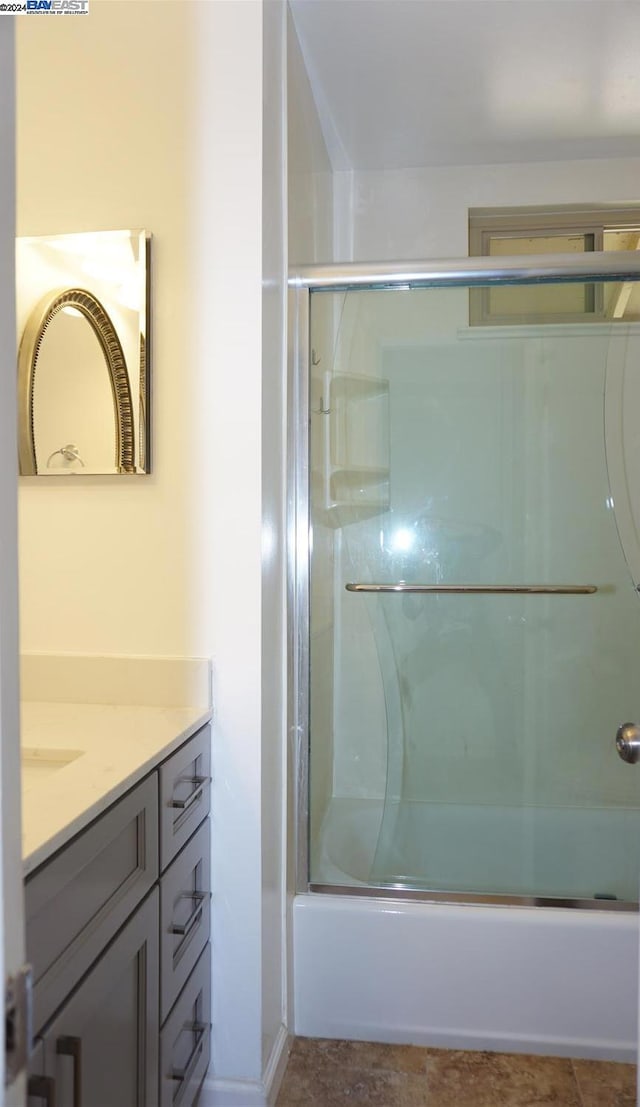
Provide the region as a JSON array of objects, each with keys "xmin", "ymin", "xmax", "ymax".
[
  {"xmin": 170, "ymin": 775, "xmax": 209, "ymax": 815},
  {"xmin": 171, "ymin": 1022, "xmax": 207, "ymax": 1093},
  {"xmin": 28, "ymin": 1075, "xmax": 56, "ymax": 1107},
  {"xmin": 171, "ymin": 891, "xmax": 207, "ymax": 940},
  {"xmin": 56, "ymin": 1036, "xmax": 81, "ymax": 1107}
]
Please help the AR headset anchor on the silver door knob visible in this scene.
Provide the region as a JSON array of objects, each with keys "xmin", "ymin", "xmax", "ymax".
[{"xmin": 616, "ymin": 723, "xmax": 640, "ymax": 763}]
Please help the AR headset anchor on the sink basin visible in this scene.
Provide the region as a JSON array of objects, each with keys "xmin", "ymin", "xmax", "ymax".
[{"xmin": 21, "ymin": 746, "xmax": 84, "ymax": 781}]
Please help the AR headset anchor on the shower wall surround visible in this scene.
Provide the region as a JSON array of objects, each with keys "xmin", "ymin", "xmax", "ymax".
[
  {"xmin": 335, "ymin": 157, "xmax": 640, "ymax": 262},
  {"xmin": 329, "ymin": 290, "xmax": 640, "ymax": 807}
]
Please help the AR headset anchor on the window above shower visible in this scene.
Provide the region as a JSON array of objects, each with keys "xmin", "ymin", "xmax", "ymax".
[{"xmin": 469, "ymin": 204, "xmax": 640, "ymax": 325}]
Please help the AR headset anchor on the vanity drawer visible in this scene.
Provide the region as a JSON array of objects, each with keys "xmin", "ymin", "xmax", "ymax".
[
  {"xmin": 26, "ymin": 773, "xmax": 158, "ymax": 1033},
  {"xmin": 160, "ymin": 817, "xmax": 211, "ymax": 1021},
  {"xmin": 27, "ymin": 1040, "xmax": 53, "ymax": 1107},
  {"xmin": 160, "ymin": 943, "xmax": 211, "ymax": 1107},
  {"xmin": 159, "ymin": 724, "xmax": 211, "ymax": 871}
]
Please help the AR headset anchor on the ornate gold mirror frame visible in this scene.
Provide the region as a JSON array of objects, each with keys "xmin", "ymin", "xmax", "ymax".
[{"xmin": 18, "ymin": 287, "xmax": 135, "ymax": 475}]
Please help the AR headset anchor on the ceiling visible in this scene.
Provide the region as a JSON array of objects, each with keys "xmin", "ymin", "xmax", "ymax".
[{"xmin": 289, "ymin": 0, "xmax": 640, "ymax": 171}]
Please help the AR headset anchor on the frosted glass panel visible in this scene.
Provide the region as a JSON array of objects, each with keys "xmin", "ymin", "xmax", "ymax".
[{"xmin": 308, "ymin": 282, "xmax": 640, "ymax": 903}]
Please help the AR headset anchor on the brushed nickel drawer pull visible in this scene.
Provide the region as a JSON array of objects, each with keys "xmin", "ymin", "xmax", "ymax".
[
  {"xmin": 56, "ymin": 1036, "xmax": 81, "ymax": 1107},
  {"xmin": 28, "ymin": 1075, "xmax": 56, "ymax": 1107},
  {"xmin": 171, "ymin": 1021, "xmax": 207, "ymax": 1091},
  {"xmin": 171, "ymin": 892, "xmax": 207, "ymax": 940},
  {"xmin": 169, "ymin": 776, "xmax": 209, "ymax": 815}
]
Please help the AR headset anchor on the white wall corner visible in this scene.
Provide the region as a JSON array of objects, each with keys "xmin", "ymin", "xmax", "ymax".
[
  {"xmin": 200, "ymin": 1024, "xmax": 290, "ymax": 1107},
  {"xmin": 333, "ymin": 170, "xmax": 355, "ymax": 262},
  {"xmin": 287, "ymin": 3, "xmax": 348, "ymax": 174}
]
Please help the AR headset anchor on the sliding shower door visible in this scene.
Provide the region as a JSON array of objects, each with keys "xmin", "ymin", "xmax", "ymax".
[{"xmin": 305, "ymin": 272, "xmax": 640, "ymax": 904}]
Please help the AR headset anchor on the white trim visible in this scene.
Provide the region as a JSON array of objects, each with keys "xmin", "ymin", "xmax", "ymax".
[
  {"xmin": 469, "ymin": 202, "xmax": 640, "ymax": 237},
  {"xmin": 457, "ymin": 322, "xmax": 640, "ymax": 340},
  {"xmin": 200, "ymin": 1025, "xmax": 290, "ymax": 1107},
  {"xmin": 201, "ymin": 0, "xmax": 265, "ymax": 1088},
  {"xmin": 199, "ymin": 1078, "xmax": 266, "ymax": 1107},
  {"xmin": 266, "ymin": 1024, "xmax": 292, "ymax": 1107},
  {"xmin": 0, "ymin": 19, "xmax": 25, "ymax": 1105},
  {"xmin": 279, "ymin": 0, "xmax": 291, "ymax": 1047}
]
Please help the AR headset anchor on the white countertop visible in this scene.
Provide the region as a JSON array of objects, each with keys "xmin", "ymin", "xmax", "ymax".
[{"xmin": 21, "ymin": 700, "xmax": 212, "ymax": 875}]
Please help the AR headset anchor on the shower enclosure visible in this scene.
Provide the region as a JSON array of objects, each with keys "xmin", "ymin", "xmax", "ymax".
[{"xmin": 291, "ymin": 253, "xmax": 640, "ymax": 911}]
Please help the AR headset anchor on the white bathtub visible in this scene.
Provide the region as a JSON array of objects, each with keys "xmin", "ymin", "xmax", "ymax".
[{"xmin": 294, "ymin": 798, "xmax": 639, "ymax": 1061}]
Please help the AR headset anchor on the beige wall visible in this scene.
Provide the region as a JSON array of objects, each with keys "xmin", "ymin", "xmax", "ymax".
[
  {"xmin": 18, "ymin": 2, "xmax": 289, "ymax": 1100},
  {"xmin": 17, "ymin": 1, "xmax": 202, "ymax": 656}
]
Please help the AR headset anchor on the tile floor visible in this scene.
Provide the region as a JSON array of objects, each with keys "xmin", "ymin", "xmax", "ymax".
[{"xmin": 275, "ymin": 1038, "xmax": 636, "ymax": 1106}]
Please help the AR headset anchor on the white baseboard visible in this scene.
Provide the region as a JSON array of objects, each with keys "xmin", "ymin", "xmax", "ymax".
[
  {"xmin": 198, "ymin": 1077, "xmax": 265, "ymax": 1107},
  {"xmin": 199, "ymin": 1024, "xmax": 290, "ymax": 1107},
  {"xmin": 265, "ymin": 1024, "xmax": 292, "ymax": 1107}
]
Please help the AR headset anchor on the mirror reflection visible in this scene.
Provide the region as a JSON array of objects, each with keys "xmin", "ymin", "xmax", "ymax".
[
  {"xmin": 34, "ymin": 307, "xmax": 117, "ymax": 472},
  {"xmin": 16, "ymin": 230, "xmax": 150, "ymax": 475}
]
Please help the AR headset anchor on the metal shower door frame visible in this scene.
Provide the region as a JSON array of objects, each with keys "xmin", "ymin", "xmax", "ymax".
[{"xmin": 287, "ymin": 252, "xmax": 640, "ymax": 908}]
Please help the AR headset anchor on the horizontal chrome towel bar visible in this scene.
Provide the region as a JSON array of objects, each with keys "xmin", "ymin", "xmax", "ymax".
[
  {"xmin": 345, "ymin": 583, "xmax": 598, "ymax": 595},
  {"xmin": 289, "ymin": 251, "xmax": 640, "ymax": 292}
]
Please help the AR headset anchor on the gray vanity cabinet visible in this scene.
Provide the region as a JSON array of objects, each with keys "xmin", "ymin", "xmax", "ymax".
[
  {"xmin": 26, "ymin": 773, "xmax": 158, "ymax": 1034},
  {"xmin": 26, "ymin": 723, "xmax": 212, "ymax": 1107},
  {"xmin": 40, "ymin": 890, "xmax": 159, "ymax": 1107}
]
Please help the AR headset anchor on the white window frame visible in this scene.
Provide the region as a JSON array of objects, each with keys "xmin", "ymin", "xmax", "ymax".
[{"xmin": 468, "ymin": 204, "xmax": 640, "ymax": 325}]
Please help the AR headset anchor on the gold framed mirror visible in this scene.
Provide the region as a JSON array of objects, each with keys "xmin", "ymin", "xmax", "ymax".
[
  {"xmin": 16, "ymin": 229, "xmax": 150, "ymax": 476},
  {"xmin": 18, "ymin": 287, "xmax": 135, "ymax": 475}
]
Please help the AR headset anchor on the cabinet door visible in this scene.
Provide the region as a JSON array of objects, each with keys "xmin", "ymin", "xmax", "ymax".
[
  {"xmin": 42, "ymin": 890, "xmax": 159, "ymax": 1107},
  {"xmin": 27, "ymin": 773, "xmax": 158, "ymax": 1034}
]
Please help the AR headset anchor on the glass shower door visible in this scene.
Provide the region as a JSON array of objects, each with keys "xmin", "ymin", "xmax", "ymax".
[{"xmin": 308, "ymin": 276, "xmax": 640, "ymax": 904}]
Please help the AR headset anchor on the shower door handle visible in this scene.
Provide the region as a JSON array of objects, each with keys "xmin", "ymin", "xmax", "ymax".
[
  {"xmin": 345, "ymin": 583, "xmax": 598, "ymax": 595},
  {"xmin": 616, "ymin": 723, "xmax": 640, "ymax": 764}
]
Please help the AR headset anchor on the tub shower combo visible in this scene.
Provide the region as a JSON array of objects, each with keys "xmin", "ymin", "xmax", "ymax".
[{"xmin": 289, "ymin": 254, "xmax": 640, "ymax": 1060}]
